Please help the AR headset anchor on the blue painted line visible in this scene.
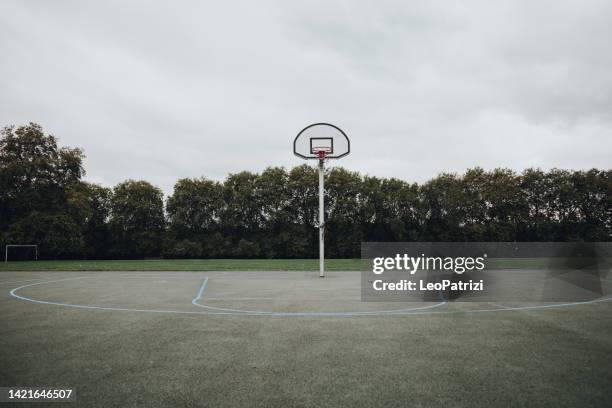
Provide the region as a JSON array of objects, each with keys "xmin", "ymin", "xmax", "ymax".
[
  {"xmin": 402, "ymin": 295, "xmax": 612, "ymax": 315},
  {"xmin": 191, "ymin": 296, "xmax": 447, "ymax": 316},
  {"xmin": 190, "ymin": 279, "xmax": 449, "ymax": 316},
  {"xmin": 192, "ymin": 278, "xmax": 208, "ymax": 304},
  {"xmin": 9, "ymin": 277, "xmax": 240, "ymax": 316},
  {"xmin": 7, "ymin": 276, "xmax": 612, "ymax": 318}
]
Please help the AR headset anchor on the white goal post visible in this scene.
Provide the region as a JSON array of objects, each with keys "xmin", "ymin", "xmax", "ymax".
[{"xmin": 5, "ymin": 245, "xmax": 38, "ymax": 262}]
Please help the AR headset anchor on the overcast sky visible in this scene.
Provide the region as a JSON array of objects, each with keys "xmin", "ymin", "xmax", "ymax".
[{"xmin": 1, "ymin": 0, "xmax": 611, "ymax": 194}]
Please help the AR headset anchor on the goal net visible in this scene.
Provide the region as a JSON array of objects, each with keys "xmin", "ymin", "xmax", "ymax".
[{"xmin": 5, "ymin": 245, "xmax": 38, "ymax": 262}]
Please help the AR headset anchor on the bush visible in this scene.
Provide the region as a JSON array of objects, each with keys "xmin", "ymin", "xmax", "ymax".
[
  {"xmin": 235, "ymin": 239, "xmax": 260, "ymax": 258},
  {"xmin": 163, "ymin": 239, "xmax": 202, "ymax": 259}
]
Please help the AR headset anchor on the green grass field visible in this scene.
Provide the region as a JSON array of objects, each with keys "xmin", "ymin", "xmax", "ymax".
[
  {"xmin": 0, "ymin": 258, "xmax": 362, "ymax": 271},
  {"xmin": 0, "ymin": 257, "xmax": 583, "ymax": 272}
]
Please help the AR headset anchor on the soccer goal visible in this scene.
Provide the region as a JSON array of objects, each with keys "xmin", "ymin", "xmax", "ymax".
[{"xmin": 5, "ymin": 245, "xmax": 38, "ymax": 262}]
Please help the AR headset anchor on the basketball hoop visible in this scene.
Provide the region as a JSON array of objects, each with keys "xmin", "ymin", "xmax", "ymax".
[
  {"xmin": 293, "ymin": 123, "xmax": 350, "ymax": 278},
  {"xmin": 312, "ymin": 146, "xmax": 332, "ymax": 159},
  {"xmin": 293, "ymin": 124, "xmax": 349, "ymax": 160}
]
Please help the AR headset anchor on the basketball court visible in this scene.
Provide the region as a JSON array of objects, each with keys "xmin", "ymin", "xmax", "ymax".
[
  {"xmin": 5, "ymin": 271, "xmax": 612, "ymax": 317},
  {"xmin": 2, "ymin": 270, "xmax": 612, "ymax": 407},
  {"xmin": 1, "ymin": 127, "xmax": 611, "ymax": 406}
]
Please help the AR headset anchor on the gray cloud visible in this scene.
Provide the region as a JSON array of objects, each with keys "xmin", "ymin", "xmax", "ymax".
[{"xmin": 1, "ymin": 0, "xmax": 610, "ymax": 195}]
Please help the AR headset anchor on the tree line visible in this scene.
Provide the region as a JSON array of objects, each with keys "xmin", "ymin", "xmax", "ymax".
[{"xmin": 1, "ymin": 123, "xmax": 610, "ymax": 260}]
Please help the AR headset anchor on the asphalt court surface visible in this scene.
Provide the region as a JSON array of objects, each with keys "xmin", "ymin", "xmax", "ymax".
[
  {"xmin": 2, "ymin": 271, "xmax": 612, "ymax": 407},
  {"xmin": 4, "ymin": 271, "xmax": 612, "ymax": 316}
]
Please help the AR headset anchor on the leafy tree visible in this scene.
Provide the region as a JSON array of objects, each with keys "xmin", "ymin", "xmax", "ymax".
[
  {"xmin": 235, "ymin": 238, "xmax": 261, "ymax": 258},
  {"xmin": 286, "ymin": 165, "xmax": 319, "ymax": 257},
  {"xmin": 167, "ymin": 178, "xmax": 223, "ymax": 236},
  {"xmin": 520, "ymin": 168, "xmax": 552, "ymax": 240},
  {"xmin": 4, "ymin": 212, "xmax": 84, "ymax": 258},
  {"xmin": 255, "ymin": 167, "xmax": 291, "ymax": 257},
  {"xmin": 287, "ymin": 165, "xmax": 318, "ymax": 228},
  {"xmin": 0, "ymin": 123, "xmax": 84, "ymax": 228},
  {"xmin": 0, "ymin": 123, "xmax": 85, "ymax": 258},
  {"xmin": 360, "ymin": 176, "xmax": 420, "ymax": 242},
  {"xmin": 66, "ymin": 182, "xmax": 112, "ymax": 258},
  {"xmin": 165, "ymin": 177, "xmax": 223, "ymax": 258},
  {"xmin": 221, "ymin": 171, "xmax": 262, "ymax": 237},
  {"xmin": 2, "ymin": 122, "xmax": 610, "ymax": 260},
  {"xmin": 421, "ymin": 173, "xmax": 467, "ymax": 240},
  {"xmin": 326, "ymin": 168, "xmax": 363, "ymax": 257},
  {"xmin": 480, "ymin": 168, "xmax": 526, "ymax": 241},
  {"xmin": 573, "ymin": 169, "xmax": 611, "ymax": 241},
  {"xmin": 109, "ymin": 180, "xmax": 165, "ymax": 258},
  {"xmin": 164, "ymin": 239, "xmax": 203, "ymax": 258}
]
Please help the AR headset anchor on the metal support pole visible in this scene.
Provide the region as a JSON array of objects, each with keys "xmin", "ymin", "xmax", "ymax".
[{"xmin": 318, "ymin": 158, "xmax": 325, "ymax": 277}]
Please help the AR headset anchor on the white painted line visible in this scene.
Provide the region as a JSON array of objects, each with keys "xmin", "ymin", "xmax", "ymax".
[{"xmin": 7, "ymin": 275, "xmax": 612, "ymax": 318}]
